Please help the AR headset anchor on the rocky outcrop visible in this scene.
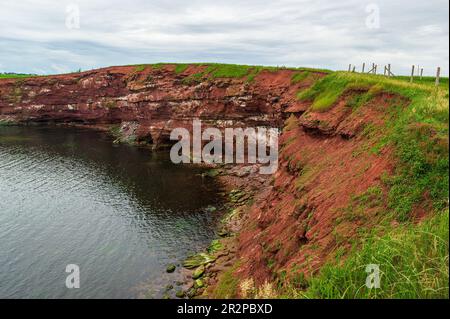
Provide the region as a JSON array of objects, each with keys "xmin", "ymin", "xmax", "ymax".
[{"xmin": 0, "ymin": 65, "xmax": 322, "ymax": 147}]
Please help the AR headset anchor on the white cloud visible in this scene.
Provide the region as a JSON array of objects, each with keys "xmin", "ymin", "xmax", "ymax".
[
  {"xmin": 416, "ymin": 25, "xmax": 444, "ymax": 36},
  {"xmin": 0, "ymin": 0, "xmax": 448, "ymax": 75}
]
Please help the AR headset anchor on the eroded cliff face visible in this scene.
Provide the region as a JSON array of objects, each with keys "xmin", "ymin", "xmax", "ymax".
[
  {"xmin": 0, "ymin": 65, "xmax": 320, "ymax": 147},
  {"xmin": 234, "ymin": 92, "xmax": 407, "ymax": 287}
]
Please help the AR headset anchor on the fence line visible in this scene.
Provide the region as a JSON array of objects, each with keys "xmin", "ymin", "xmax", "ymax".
[{"xmin": 346, "ymin": 63, "xmax": 442, "ymax": 86}]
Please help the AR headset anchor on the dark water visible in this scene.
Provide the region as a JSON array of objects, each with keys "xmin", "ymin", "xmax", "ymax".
[{"xmin": 0, "ymin": 126, "xmax": 223, "ymax": 299}]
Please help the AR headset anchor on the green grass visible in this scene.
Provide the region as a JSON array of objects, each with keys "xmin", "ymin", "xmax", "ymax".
[
  {"xmin": 290, "ymin": 70, "xmax": 324, "ymax": 85},
  {"xmin": 0, "ymin": 63, "xmax": 332, "ymax": 82},
  {"xmin": 213, "ymin": 262, "xmax": 241, "ymax": 299},
  {"xmin": 133, "ymin": 63, "xmax": 167, "ymax": 73},
  {"xmin": 201, "ymin": 63, "xmax": 331, "ymax": 80},
  {"xmin": 301, "ymin": 210, "xmax": 449, "ymax": 299},
  {"xmin": 376, "ymin": 84, "xmax": 448, "ymax": 222},
  {"xmin": 291, "ymin": 71, "xmax": 311, "ymax": 84},
  {"xmin": 0, "ymin": 73, "xmax": 36, "ymax": 79},
  {"xmin": 297, "ymin": 73, "xmax": 350, "ymax": 111},
  {"xmin": 174, "ymin": 64, "xmax": 189, "ymax": 74},
  {"xmin": 300, "ymin": 72, "xmax": 449, "ymax": 221},
  {"xmin": 179, "ymin": 64, "xmax": 259, "ymax": 83},
  {"xmin": 394, "ymin": 75, "xmax": 449, "ymax": 89},
  {"xmin": 204, "ymin": 64, "xmax": 254, "ymax": 78},
  {"xmin": 128, "ymin": 63, "xmax": 331, "ymax": 83},
  {"xmin": 134, "ymin": 65, "xmax": 147, "ymax": 72},
  {"xmin": 298, "ymin": 72, "xmax": 449, "ymax": 110}
]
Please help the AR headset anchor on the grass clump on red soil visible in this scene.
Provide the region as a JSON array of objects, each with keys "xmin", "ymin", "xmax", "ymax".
[
  {"xmin": 297, "ymin": 71, "xmax": 448, "ymax": 222},
  {"xmin": 0, "ymin": 73, "xmax": 36, "ymax": 79},
  {"xmin": 174, "ymin": 64, "xmax": 189, "ymax": 74},
  {"xmin": 212, "ymin": 262, "xmax": 241, "ymax": 299},
  {"xmin": 301, "ymin": 210, "xmax": 449, "ymax": 299}
]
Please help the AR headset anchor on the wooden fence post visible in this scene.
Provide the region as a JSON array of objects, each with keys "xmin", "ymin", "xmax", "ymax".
[
  {"xmin": 352, "ymin": 66, "xmax": 356, "ymax": 73},
  {"xmin": 374, "ymin": 64, "xmax": 377, "ymax": 75},
  {"xmin": 436, "ymin": 67, "xmax": 441, "ymax": 87},
  {"xmin": 388, "ymin": 64, "xmax": 392, "ymax": 77},
  {"xmin": 362, "ymin": 63, "xmax": 366, "ymax": 73},
  {"xmin": 410, "ymin": 65, "xmax": 415, "ymax": 83},
  {"xmin": 348, "ymin": 64, "xmax": 352, "ymax": 72},
  {"xmin": 420, "ymin": 68, "xmax": 424, "ymax": 80}
]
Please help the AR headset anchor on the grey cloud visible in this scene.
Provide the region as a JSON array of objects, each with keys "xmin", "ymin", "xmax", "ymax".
[{"xmin": 0, "ymin": 0, "xmax": 448, "ymax": 75}]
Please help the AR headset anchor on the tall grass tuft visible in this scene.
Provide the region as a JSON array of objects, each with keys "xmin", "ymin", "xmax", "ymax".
[{"xmin": 302, "ymin": 210, "xmax": 449, "ymax": 299}]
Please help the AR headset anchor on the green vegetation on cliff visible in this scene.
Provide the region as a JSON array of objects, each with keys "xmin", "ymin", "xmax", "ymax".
[
  {"xmin": 128, "ymin": 62, "xmax": 331, "ymax": 85},
  {"xmin": 206, "ymin": 67, "xmax": 448, "ymax": 300},
  {"xmin": 0, "ymin": 73, "xmax": 36, "ymax": 79},
  {"xmin": 289, "ymin": 71, "xmax": 449, "ymax": 299},
  {"xmin": 302, "ymin": 210, "xmax": 449, "ymax": 299}
]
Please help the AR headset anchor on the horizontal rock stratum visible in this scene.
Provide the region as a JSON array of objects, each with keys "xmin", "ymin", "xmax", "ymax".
[{"xmin": 0, "ymin": 64, "xmax": 326, "ymax": 147}]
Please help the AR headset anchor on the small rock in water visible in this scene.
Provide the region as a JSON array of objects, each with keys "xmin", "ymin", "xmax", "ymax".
[
  {"xmin": 205, "ymin": 206, "xmax": 217, "ymax": 213},
  {"xmin": 165, "ymin": 284, "xmax": 174, "ymax": 291},
  {"xmin": 166, "ymin": 264, "xmax": 176, "ymax": 273},
  {"xmin": 218, "ymin": 230, "xmax": 229, "ymax": 237},
  {"xmin": 192, "ymin": 265, "xmax": 205, "ymax": 279}
]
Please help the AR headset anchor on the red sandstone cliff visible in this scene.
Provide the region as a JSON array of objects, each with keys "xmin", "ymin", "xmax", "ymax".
[{"xmin": 0, "ymin": 65, "xmax": 318, "ymax": 147}]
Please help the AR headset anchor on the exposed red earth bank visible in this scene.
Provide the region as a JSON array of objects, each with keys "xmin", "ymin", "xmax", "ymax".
[{"xmin": 0, "ymin": 65, "xmax": 421, "ymax": 297}]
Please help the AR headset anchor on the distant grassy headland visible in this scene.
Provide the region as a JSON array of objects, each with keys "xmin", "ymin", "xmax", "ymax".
[
  {"xmin": 0, "ymin": 73, "xmax": 37, "ymax": 79},
  {"xmin": 2, "ymin": 63, "xmax": 448, "ymax": 87}
]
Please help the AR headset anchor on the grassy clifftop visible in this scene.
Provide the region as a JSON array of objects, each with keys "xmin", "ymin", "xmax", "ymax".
[{"xmin": 0, "ymin": 73, "xmax": 37, "ymax": 79}]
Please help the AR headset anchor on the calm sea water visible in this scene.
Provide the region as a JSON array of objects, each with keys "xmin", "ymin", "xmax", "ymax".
[{"xmin": 0, "ymin": 126, "xmax": 223, "ymax": 299}]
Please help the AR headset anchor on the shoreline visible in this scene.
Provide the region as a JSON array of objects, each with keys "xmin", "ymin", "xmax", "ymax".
[
  {"xmin": 175, "ymin": 164, "xmax": 271, "ymax": 299},
  {"xmin": 1, "ymin": 122, "xmax": 239, "ymax": 299}
]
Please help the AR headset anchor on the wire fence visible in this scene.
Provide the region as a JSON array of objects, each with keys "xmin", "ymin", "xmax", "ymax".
[{"xmin": 347, "ymin": 63, "xmax": 443, "ymax": 86}]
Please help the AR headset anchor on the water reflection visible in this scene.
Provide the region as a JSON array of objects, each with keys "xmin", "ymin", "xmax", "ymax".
[{"xmin": 0, "ymin": 126, "xmax": 223, "ymax": 299}]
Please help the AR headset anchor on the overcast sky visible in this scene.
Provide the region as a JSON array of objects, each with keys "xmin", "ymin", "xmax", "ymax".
[{"xmin": 0, "ymin": 0, "xmax": 448, "ymax": 75}]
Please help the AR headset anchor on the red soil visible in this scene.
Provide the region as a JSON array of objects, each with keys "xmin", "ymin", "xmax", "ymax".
[{"xmin": 235, "ymin": 92, "xmax": 407, "ymax": 288}]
